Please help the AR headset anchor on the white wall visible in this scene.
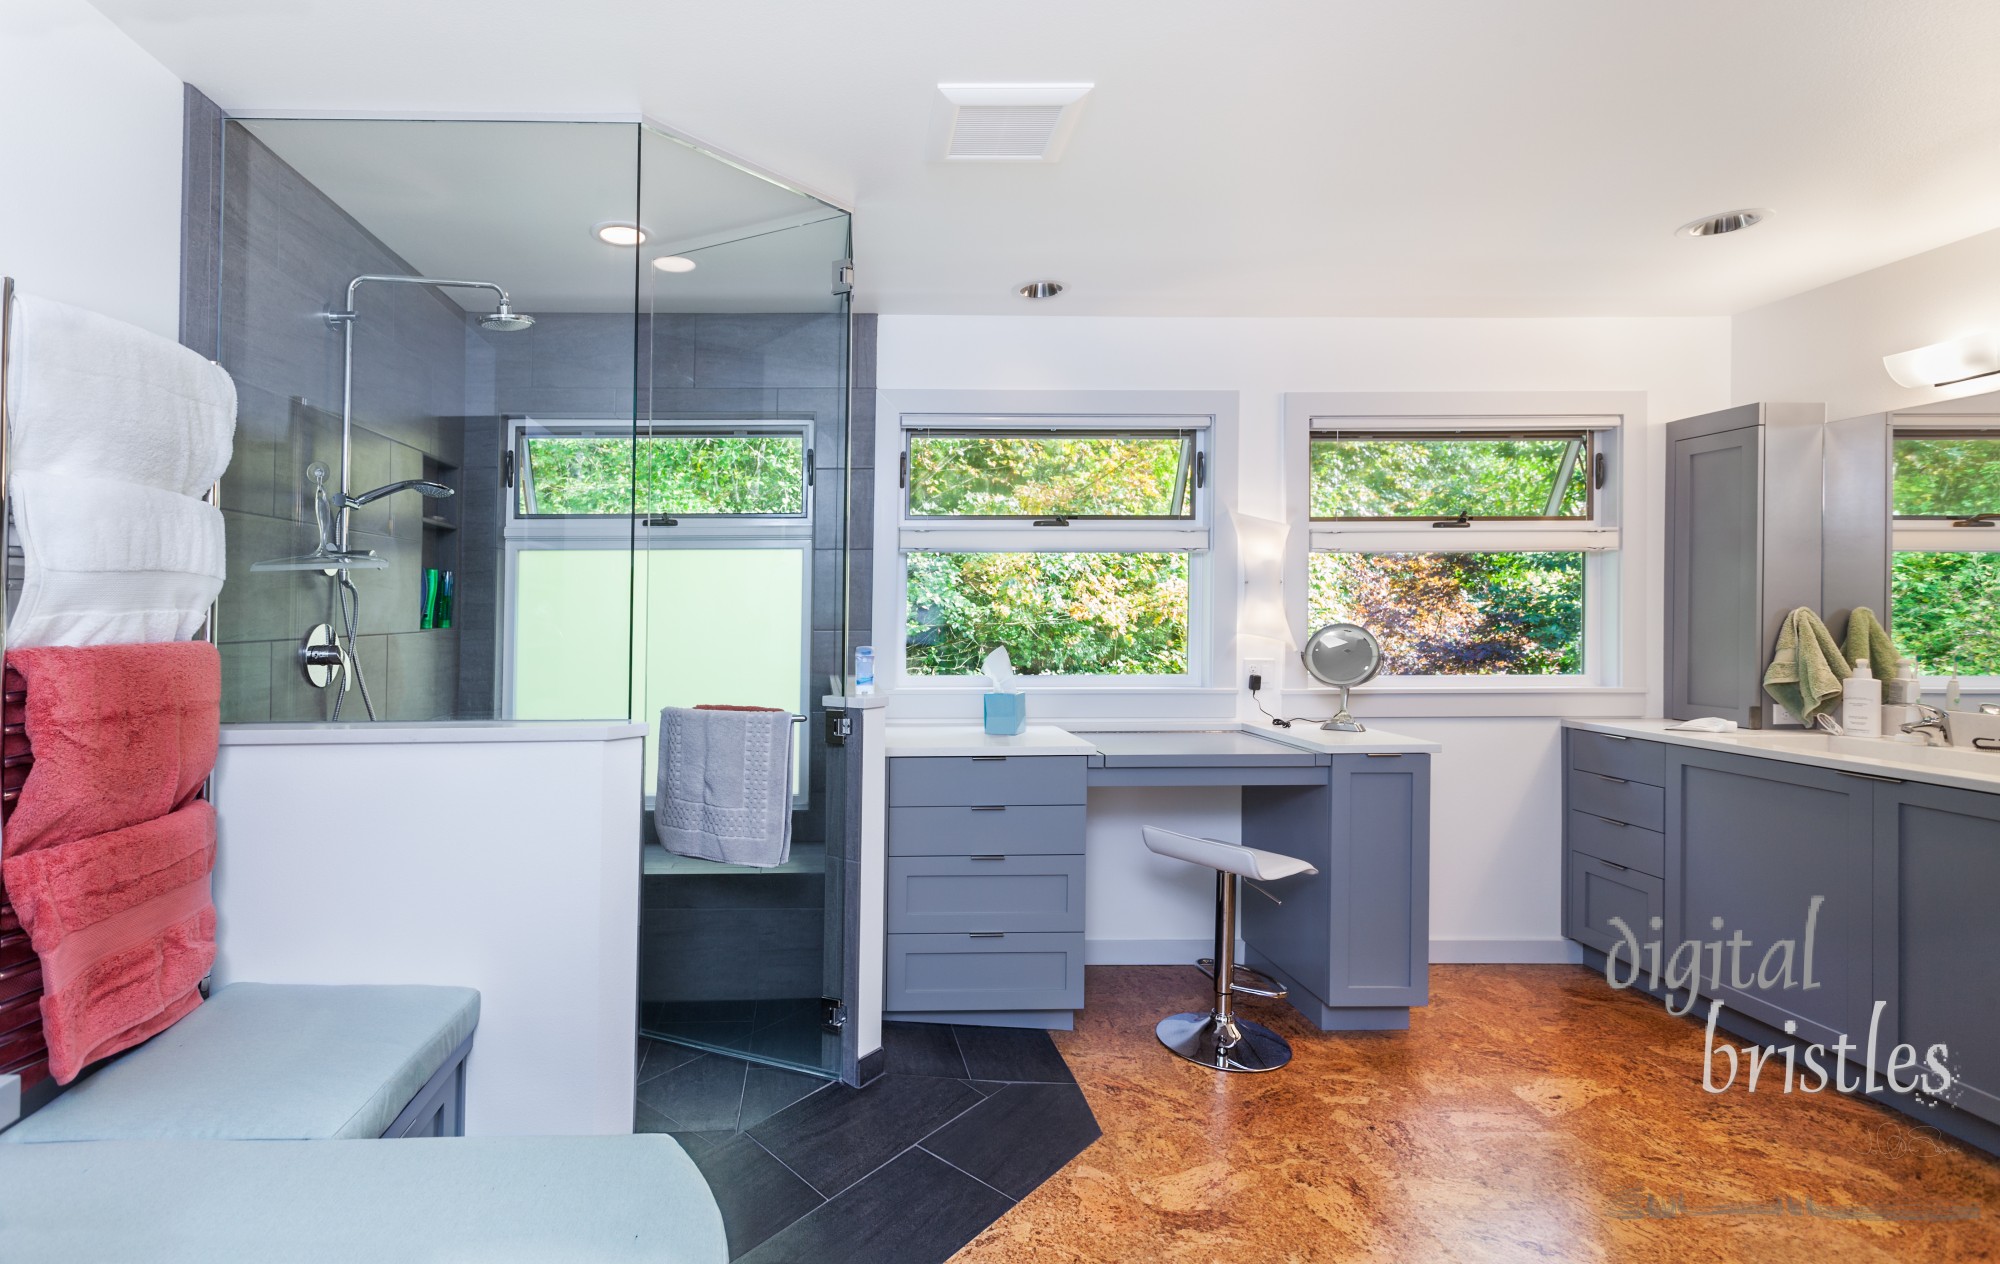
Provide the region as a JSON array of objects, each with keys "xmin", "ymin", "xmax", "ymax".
[
  {"xmin": 213, "ymin": 726, "xmax": 646, "ymax": 1136},
  {"xmin": 0, "ymin": 0, "xmax": 183, "ymax": 337},
  {"xmin": 1733, "ymin": 225, "xmax": 2000, "ymax": 421},
  {"xmin": 877, "ymin": 315, "xmax": 1733, "ymax": 961}
]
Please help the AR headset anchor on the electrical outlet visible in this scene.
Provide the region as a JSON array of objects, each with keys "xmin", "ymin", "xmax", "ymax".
[{"xmin": 1245, "ymin": 658, "xmax": 1277, "ymax": 692}]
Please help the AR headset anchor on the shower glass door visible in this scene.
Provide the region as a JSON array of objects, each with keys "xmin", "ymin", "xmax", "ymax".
[{"xmin": 633, "ymin": 125, "xmax": 853, "ymax": 1077}]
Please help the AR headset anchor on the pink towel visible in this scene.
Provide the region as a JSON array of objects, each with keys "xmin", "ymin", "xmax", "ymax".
[
  {"xmin": 4, "ymin": 643, "xmax": 218, "ymax": 853},
  {"xmin": 1, "ymin": 642, "xmax": 220, "ymax": 1083},
  {"xmin": 3, "ymin": 803, "xmax": 215, "ymax": 1081}
]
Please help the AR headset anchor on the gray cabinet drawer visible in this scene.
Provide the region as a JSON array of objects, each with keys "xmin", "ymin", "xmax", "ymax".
[
  {"xmin": 1571, "ymin": 770, "xmax": 1665, "ymax": 831},
  {"xmin": 885, "ymin": 931, "xmax": 1085, "ymax": 1012},
  {"xmin": 887, "ymin": 854, "xmax": 1085, "ymax": 934},
  {"xmin": 1566, "ymin": 854, "xmax": 1662, "ymax": 959},
  {"xmin": 1569, "ymin": 730, "xmax": 1665, "ymax": 787},
  {"xmin": 1567, "ymin": 809, "xmax": 1664, "ymax": 878},
  {"xmin": 888, "ymin": 756, "xmax": 1089, "ymax": 807},
  {"xmin": 888, "ymin": 805, "xmax": 1087, "ymax": 857}
]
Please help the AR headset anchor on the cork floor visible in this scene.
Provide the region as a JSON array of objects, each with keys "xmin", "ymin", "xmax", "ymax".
[{"xmin": 952, "ymin": 964, "xmax": 2000, "ymax": 1264}]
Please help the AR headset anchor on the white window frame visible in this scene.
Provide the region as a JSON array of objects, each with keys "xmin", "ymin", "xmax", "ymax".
[
  {"xmin": 1282, "ymin": 392, "xmax": 1649, "ymax": 715},
  {"xmin": 876, "ymin": 390, "xmax": 1241, "ymax": 722},
  {"xmin": 500, "ymin": 416, "xmax": 815, "ymax": 801},
  {"xmin": 1887, "ymin": 416, "xmax": 2000, "ymax": 691}
]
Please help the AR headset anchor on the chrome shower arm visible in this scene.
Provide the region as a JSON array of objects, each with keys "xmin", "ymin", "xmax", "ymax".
[{"xmin": 330, "ymin": 274, "xmax": 513, "ymax": 321}]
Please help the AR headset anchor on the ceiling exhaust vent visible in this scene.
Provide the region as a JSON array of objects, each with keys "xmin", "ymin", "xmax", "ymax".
[{"xmin": 932, "ymin": 84, "xmax": 1093, "ymax": 162}]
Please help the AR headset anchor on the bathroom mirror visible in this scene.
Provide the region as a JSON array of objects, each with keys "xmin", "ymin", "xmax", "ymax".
[{"xmin": 1301, "ymin": 622, "xmax": 1382, "ymax": 732}]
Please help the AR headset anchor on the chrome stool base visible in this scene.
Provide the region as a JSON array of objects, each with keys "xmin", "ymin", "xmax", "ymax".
[{"xmin": 1156, "ymin": 1011, "xmax": 1293, "ymax": 1073}]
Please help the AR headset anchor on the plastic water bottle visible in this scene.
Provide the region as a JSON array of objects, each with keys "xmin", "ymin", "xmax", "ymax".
[{"xmin": 854, "ymin": 646, "xmax": 875, "ymax": 696}]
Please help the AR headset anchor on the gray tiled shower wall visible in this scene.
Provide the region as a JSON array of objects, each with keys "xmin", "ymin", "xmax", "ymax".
[
  {"xmin": 181, "ymin": 92, "xmax": 874, "ymax": 766},
  {"xmin": 202, "ymin": 116, "xmax": 468, "ymax": 724}
]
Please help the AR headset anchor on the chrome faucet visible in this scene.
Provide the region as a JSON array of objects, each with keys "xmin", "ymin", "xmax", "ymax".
[{"xmin": 1901, "ymin": 703, "xmax": 1951, "ymax": 746}]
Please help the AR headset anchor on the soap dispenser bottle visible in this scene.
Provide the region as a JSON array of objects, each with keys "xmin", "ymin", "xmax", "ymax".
[
  {"xmin": 1882, "ymin": 660, "xmax": 1921, "ymax": 737},
  {"xmin": 1844, "ymin": 658, "xmax": 1882, "ymax": 737}
]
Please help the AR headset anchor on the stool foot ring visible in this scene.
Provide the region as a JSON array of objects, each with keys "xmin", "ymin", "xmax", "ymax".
[
  {"xmin": 1155, "ymin": 1011, "xmax": 1293, "ymax": 1073},
  {"xmin": 1195, "ymin": 958, "xmax": 1288, "ymax": 1000}
]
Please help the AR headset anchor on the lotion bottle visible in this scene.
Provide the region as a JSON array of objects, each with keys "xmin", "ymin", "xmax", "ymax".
[{"xmin": 1844, "ymin": 658, "xmax": 1882, "ymax": 737}]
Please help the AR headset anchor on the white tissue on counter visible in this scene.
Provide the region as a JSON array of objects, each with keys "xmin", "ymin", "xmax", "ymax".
[{"xmin": 982, "ymin": 646, "xmax": 1021, "ymax": 693}]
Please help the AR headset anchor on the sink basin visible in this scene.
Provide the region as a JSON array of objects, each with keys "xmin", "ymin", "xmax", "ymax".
[{"xmin": 1825, "ymin": 734, "xmax": 2000, "ymax": 776}]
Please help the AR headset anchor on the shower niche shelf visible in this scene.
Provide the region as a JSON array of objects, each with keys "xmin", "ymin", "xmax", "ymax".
[{"xmin": 418, "ymin": 455, "xmax": 460, "ymax": 632}]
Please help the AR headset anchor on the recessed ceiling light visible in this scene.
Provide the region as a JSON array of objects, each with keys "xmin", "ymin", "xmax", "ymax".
[
  {"xmin": 652, "ymin": 255, "xmax": 697, "ymax": 273},
  {"xmin": 1019, "ymin": 280, "xmax": 1064, "ymax": 299},
  {"xmin": 593, "ymin": 221, "xmax": 647, "ymax": 247},
  {"xmin": 1677, "ymin": 208, "xmax": 1771, "ymax": 238}
]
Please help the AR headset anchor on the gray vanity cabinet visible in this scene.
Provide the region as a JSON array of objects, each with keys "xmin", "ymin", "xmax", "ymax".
[
  {"xmin": 1663, "ymin": 402, "xmax": 1825, "ymax": 727},
  {"xmin": 882, "ymin": 755, "xmax": 1088, "ymax": 1028},
  {"xmin": 1872, "ymin": 780, "xmax": 2000, "ymax": 1125},
  {"xmin": 1667, "ymin": 748, "xmax": 1875, "ymax": 1047},
  {"xmin": 1562, "ymin": 731, "xmax": 1667, "ymax": 959},
  {"xmin": 1566, "ymin": 726, "xmax": 2000, "ymax": 1152},
  {"xmin": 1242, "ymin": 753, "xmax": 1431, "ymax": 1026}
]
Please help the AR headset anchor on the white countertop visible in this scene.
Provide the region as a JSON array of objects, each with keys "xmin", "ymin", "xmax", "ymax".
[
  {"xmin": 1565, "ymin": 718, "xmax": 2000, "ymax": 793},
  {"xmin": 883, "ymin": 721, "xmax": 1440, "ymax": 758},
  {"xmin": 220, "ymin": 720, "xmax": 650, "ymax": 746},
  {"xmin": 883, "ymin": 724, "xmax": 1102, "ymax": 757}
]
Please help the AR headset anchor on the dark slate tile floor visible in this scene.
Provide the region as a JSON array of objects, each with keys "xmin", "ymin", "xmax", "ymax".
[{"xmin": 636, "ymin": 1021, "xmax": 1101, "ymax": 1262}]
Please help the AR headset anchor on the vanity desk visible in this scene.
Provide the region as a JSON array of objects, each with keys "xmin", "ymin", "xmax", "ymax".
[{"xmin": 881, "ymin": 723, "xmax": 1437, "ymax": 1033}]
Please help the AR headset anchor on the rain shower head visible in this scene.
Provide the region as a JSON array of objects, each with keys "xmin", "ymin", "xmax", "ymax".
[
  {"xmin": 479, "ymin": 302, "xmax": 535, "ymax": 332},
  {"xmin": 330, "ymin": 275, "xmax": 532, "ymax": 333}
]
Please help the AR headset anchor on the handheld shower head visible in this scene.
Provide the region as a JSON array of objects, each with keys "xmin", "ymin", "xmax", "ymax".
[
  {"xmin": 345, "ymin": 479, "xmax": 455, "ymax": 509},
  {"xmin": 480, "ymin": 301, "xmax": 535, "ymax": 332}
]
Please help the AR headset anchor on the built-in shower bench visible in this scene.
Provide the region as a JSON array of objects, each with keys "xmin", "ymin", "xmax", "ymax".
[{"xmin": 0, "ymin": 982, "xmax": 478, "ymax": 1142}]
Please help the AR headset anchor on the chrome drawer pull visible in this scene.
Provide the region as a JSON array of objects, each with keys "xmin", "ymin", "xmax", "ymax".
[
  {"xmin": 1595, "ymin": 773, "xmax": 1628, "ymax": 785},
  {"xmin": 1601, "ymin": 733, "xmax": 1629, "ymax": 741},
  {"xmin": 1598, "ymin": 859, "xmax": 1632, "ymax": 872},
  {"xmin": 970, "ymin": 755, "xmax": 1007, "ymax": 762},
  {"xmin": 968, "ymin": 931, "xmax": 1006, "ymax": 939},
  {"xmin": 969, "ymin": 805, "xmax": 1007, "ymax": 812},
  {"xmin": 970, "ymin": 855, "xmax": 1006, "ymax": 862}
]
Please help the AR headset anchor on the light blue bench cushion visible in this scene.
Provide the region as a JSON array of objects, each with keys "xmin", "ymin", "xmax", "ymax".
[
  {"xmin": 0, "ymin": 1135, "xmax": 727, "ymax": 1263},
  {"xmin": 0, "ymin": 982, "xmax": 478, "ymax": 1143}
]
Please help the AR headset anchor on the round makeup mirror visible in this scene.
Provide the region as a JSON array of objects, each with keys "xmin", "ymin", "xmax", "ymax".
[{"xmin": 1301, "ymin": 622, "xmax": 1383, "ymax": 732}]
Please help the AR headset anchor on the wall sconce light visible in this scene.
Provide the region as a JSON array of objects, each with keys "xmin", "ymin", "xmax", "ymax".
[
  {"xmin": 1883, "ymin": 331, "xmax": 2000, "ymax": 389},
  {"xmin": 1232, "ymin": 512, "xmax": 1294, "ymax": 651}
]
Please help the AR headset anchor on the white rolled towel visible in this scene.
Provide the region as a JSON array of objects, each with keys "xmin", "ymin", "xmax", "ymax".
[
  {"xmin": 7, "ymin": 470, "xmax": 225, "ymax": 648},
  {"xmin": 5, "ymin": 291, "xmax": 236, "ymax": 498}
]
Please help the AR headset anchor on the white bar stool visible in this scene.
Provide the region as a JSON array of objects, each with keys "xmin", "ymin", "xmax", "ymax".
[{"xmin": 1141, "ymin": 825, "xmax": 1318, "ymax": 1073}]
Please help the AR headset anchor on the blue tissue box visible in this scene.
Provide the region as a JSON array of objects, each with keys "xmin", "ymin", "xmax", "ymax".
[{"xmin": 983, "ymin": 692, "xmax": 1026, "ymax": 736}]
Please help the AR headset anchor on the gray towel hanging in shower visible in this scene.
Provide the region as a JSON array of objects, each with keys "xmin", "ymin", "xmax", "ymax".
[{"xmin": 655, "ymin": 705, "xmax": 794, "ymax": 868}]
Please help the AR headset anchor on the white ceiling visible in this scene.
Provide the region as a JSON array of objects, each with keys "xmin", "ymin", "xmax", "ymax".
[{"xmin": 94, "ymin": 0, "xmax": 2000, "ymax": 317}]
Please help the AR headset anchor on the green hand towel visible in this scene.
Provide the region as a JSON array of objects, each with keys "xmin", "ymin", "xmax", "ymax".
[
  {"xmin": 1842, "ymin": 607, "xmax": 1901, "ymax": 683},
  {"xmin": 1763, "ymin": 607, "xmax": 1851, "ymax": 726}
]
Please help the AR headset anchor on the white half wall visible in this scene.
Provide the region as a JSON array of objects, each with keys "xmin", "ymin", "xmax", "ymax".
[
  {"xmin": 876, "ymin": 315, "xmax": 1732, "ymax": 960},
  {"xmin": 212, "ymin": 725, "xmax": 645, "ymax": 1137},
  {"xmin": 1733, "ymin": 225, "xmax": 2000, "ymax": 422},
  {"xmin": 0, "ymin": 0, "xmax": 183, "ymax": 338}
]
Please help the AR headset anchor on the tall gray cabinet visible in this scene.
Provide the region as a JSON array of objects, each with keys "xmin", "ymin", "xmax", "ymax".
[{"xmin": 1664, "ymin": 402, "xmax": 1827, "ymax": 726}]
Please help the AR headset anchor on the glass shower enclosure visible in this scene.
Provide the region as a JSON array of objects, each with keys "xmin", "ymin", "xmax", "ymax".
[{"xmin": 199, "ymin": 116, "xmax": 855, "ymax": 1079}]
